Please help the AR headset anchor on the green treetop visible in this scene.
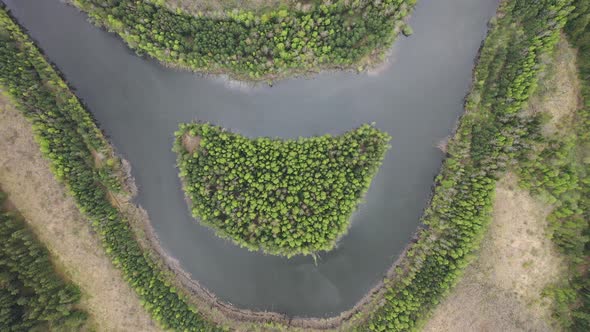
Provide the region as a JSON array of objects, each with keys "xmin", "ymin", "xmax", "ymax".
[{"xmin": 174, "ymin": 123, "xmax": 391, "ymax": 256}]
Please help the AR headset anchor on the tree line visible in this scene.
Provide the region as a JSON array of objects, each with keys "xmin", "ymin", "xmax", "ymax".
[
  {"xmin": 0, "ymin": 191, "xmax": 87, "ymax": 331},
  {"xmin": 357, "ymin": 1, "xmax": 574, "ymax": 330},
  {"xmin": 174, "ymin": 123, "xmax": 391, "ymax": 256},
  {"xmin": 70, "ymin": 0, "xmax": 416, "ymax": 80}
]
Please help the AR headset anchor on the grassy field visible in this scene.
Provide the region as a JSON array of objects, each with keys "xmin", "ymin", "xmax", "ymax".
[
  {"xmin": 422, "ymin": 36, "xmax": 580, "ymax": 332},
  {"xmin": 0, "ymin": 93, "xmax": 160, "ymax": 332}
]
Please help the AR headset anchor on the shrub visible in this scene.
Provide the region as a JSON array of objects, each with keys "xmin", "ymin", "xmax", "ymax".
[{"xmin": 0, "ymin": 7, "xmax": 221, "ymax": 331}]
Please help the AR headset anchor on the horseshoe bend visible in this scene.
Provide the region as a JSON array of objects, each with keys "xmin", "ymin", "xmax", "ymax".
[{"xmin": 0, "ymin": 0, "xmax": 588, "ymax": 331}]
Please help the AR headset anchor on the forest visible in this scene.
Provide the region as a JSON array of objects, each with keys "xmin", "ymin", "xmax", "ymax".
[
  {"xmin": 0, "ymin": 191, "xmax": 87, "ymax": 331},
  {"xmin": 174, "ymin": 123, "xmax": 390, "ymax": 256},
  {"xmin": 70, "ymin": 0, "xmax": 415, "ymax": 80},
  {"xmin": 0, "ymin": 0, "xmax": 587, "ymax": 330}
]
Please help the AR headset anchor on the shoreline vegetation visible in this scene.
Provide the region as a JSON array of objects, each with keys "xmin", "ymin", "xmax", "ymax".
[
  {"xmin": 0, "ymin": 6, "xmax": 223, "ymax": 330},
  {"xmin": 173, "ymin": 122, "xmax": 391, "ymax": 257},
  {"xmin": 0, "ymin": 189, "xmax": 88, "ymax": 330},
  {"xmin": 68, "ymin": 0, "xmax": 416, "ymax": 82},
  {"xmin": 0, "ymin": 1, "xmax": 585, "ymax": 332}
]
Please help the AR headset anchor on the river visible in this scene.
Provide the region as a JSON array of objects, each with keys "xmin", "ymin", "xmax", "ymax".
[{"xmin": 3, "ymin": 0, "xmax": 498, "ymax": 317}]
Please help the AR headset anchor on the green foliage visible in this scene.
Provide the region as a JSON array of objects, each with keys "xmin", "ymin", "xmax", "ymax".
[
  {"xmin": 71, "ymin": 0, "xmax": 416, "ymax": 80},
  {"xmin": 174, "ymin": 123, "xmax": 391, "ymax": 256},
  {"xmin": 0, "ymin": 191, "xmax": 87, "ymax": 331},
  {"xmin": 401, "ymin": 25, "xmax": 413, "ymax": 36},
  {"xmin": 518, "ymin": 138, "xmax": 579, "ymax": 202},
  {"xmin": 0, "ymin": 7, "xmax": 222, "ymax": 331},
  {"xmin": 357, "ymin": 1, "xmax": 574, "ymax": 331}
]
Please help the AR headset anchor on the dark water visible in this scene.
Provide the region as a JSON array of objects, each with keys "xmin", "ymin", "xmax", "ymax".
[{"xmin": 3, "ymin": 0, "xmax": 498, "ymax": 317}]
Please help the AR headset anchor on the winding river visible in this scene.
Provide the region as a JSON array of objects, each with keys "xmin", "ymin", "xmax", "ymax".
[{"xmin": 3, "ymin": 0, "xmax": 498, "ymax": 317}]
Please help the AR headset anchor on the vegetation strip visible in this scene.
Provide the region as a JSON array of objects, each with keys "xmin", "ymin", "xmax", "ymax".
[
  {"xmin": 0, "ymin": 190, "xmax": 88, "ymax": 331},
  {"xmin": 69, "ymin": 0, "xmax": 416, "ymax": 81},
  {"xmin": 423, "ymin": 36, "xmax": 581, "ymax": 332},
  {"xmin": 174, "ymin": 123, "xmax": 390, "ymax": 256}
]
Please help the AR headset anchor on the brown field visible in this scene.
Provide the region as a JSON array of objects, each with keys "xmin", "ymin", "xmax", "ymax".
[
  {"xmin": 0, "ymin": 94, "xmax": 161, "ymax": 332},
  {"xmin": 422, "ymin": 36, "xmax": 580, "ymax": 332}
]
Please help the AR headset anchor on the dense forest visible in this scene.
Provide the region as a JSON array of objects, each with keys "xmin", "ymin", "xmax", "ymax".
[
  {"xmin": 70, "ymin": 0, "xmax": 415, "ymax": 80},
  {"xmin": 357, "ymin": 1, "xmax": 576, "ymax": 330},
  {"xmin": 0, "ymin": 191, "xmax": 87, "ymax": 331},
  {"xmin": 174, "ymin": 123, "xmax": 390, "ymax": 256}
]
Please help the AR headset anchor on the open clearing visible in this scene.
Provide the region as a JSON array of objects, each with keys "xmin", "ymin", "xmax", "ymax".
[{"xmin": 0, "ymin": 93, "xmax": 161, "ymax": 332}]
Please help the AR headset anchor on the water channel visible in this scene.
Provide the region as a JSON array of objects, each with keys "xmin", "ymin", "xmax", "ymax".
[{"xmin": 3, "ymin": 0, "xmax": 498, "ymax": 317}]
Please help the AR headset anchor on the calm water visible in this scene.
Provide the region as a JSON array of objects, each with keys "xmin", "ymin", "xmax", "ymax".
[{"xmin": 3, "ymin": 0, "xmax": 498, "ymax": 317}]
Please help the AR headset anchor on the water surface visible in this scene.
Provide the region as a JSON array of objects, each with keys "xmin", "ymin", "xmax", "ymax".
[{"xmin": 3, "ymin": 0, "xmax": 498, "ymax": 317}]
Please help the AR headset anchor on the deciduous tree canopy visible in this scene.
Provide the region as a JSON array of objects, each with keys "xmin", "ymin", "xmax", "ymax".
[
  {"xmin": 71, "ymin": 0, "xmax": 416, "ymax": 80},
  {"xmin": 174, "ymin": 123, "xmax": 391, "ymax": 256}
]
